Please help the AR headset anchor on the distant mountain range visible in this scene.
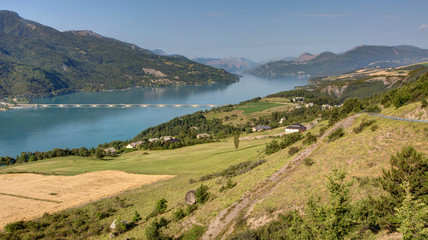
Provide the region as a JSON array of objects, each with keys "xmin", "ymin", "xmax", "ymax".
[
  {"xmin": 0, "ymin": 11, "xmax": 238, "ymax": 97},
  {"xmin": 190, "ymin": 57, "xmax": 258, "ymax": 74},
  {"xmin": 249, "ymin": 45, "xmax": 428, "ymax": 78}
]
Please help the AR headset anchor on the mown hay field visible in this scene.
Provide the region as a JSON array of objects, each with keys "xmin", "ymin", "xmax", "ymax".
[{"xmin": 0, "ymin": 171, "xmax": 174, "ymax": 229}]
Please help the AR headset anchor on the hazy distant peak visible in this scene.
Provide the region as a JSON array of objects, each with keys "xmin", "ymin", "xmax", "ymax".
[
  {"xmin": 152, "ymin": 49, "xmax": 168, "ymax": 56},
  {"xmin": 295, "ymin": 52, "xmax": 317, "ymax": 62}
]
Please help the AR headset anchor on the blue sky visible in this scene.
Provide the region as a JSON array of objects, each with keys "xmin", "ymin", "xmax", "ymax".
[{"xmin": 2, "ymin": 0, "xmax": 428, "ymax": 61}]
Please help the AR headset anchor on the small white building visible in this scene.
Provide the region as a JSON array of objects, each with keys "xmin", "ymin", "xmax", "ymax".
[
  {"xmin": 305, "ymin": 103, "xmax": 314, "ymax": 108},
  {"xmin": 148, "ymin": 138, "xmax": 159, "ymax": 143},
  {"xmin": 285, "ymin": 123, "xmax": 307, "ymax": 134},
  {"xmin": 126, "ymin": 140, "xmax": 144, "ymax": 149},
  {"xmin": 161, "ymin": 136, "xmax": 175, "ymax": 142},
  {"xmin": 322, "ymin": 104, "xmax": 332, "ymax": 110},
  {"xmin": 196, "ymin": 133, "xmax": 210, "ymax": 139},
  {"xmin": 252, "ymin": 125, "xmax": 271, "ymax": 132}
]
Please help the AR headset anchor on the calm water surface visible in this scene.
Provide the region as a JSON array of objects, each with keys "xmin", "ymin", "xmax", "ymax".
[{"xmin": 0, "ymin": 75, "xmax": 307, "ymax": 157}]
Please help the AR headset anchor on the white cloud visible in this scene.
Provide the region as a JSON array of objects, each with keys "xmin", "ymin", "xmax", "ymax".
[{"xmin": 419, "ymin": 24, "xmax": 428, "ymax": 31}]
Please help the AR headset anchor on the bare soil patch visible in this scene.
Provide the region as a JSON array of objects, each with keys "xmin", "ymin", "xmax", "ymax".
[{"xmin": 0, "ymin": 170, "xmax": 174, "ymax": 229}]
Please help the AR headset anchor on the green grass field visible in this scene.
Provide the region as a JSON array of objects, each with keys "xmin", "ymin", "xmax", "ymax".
[
  {"xmin": 236, "ymin": 102, "xmax": 282, "ymax": 114},
  {"xmin": 0, "ymin": 138, "xmax": 270, "ymax": 178}
]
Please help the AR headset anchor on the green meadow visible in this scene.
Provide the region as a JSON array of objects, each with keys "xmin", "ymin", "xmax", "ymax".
[{"xmin": 236, "ymin": 101, "xmax": 282, "ymax": 114}]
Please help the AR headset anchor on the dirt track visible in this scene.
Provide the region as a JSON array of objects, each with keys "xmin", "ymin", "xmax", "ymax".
[
  {"xmin": 0, "ymin": 170, "xmax": 174, "ymax": 229},
  {"xmin": 202, "ymin": 115, "xmax": 360, "ymax": 240}
]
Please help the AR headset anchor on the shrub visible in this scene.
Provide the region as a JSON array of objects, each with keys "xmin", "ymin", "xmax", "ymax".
[
  {"xmin": 173, "ymin": 208, "xmax": 186, "ymax": 221},
  {"xmin": 156, "ymin": 198, "xmax": 168, "ymax": 214},
  {"xmin": 353, "ymin": 119, "xmax": 376, "ymax": 134},
  {"xmin": 195, "ymin": 185, "xmax": 209, "ymax": 204},
  {"xmin": 371, "ymin": 124, "xmax": 379, "ymax": 132},
  {"xmin": 181, "ymin": 225, "xmax": 206, "ymax": 240},
  {"xmin": 132, "ymin": 211, "xmax": 142, "ymax": 224},
  {"xmin": 265, "ymin": 139, "xmax": 280, "ymax": 155},
  {"xmin": 303, "ymin": 132, "xmax": 317, "ymax": 145},
  {"xmin": 288, "ymin": 146, "xmax": 300, "ymax": 156},
  {"xmin": 328, "ymin": 127, "xmax": 344, "ymax": 142},
  {"xmin": 220, "ymin": 178, "xmax": 237, "ymax": 192},
  {"xmin": 5, "ymin": 221, "xmax": 26, "ymax": 233},
  {"xmin": 303, "ymin": 158, "xmax": 315, "ymax": 166},
  {"xmin": 421, "ymin": 99, "xmax": 427, "ymax": 108},
  {"xmin": 185, "ymin": 204, "xmax": 198, "ymax": 215},
  {"xmin": 145, "ymin": 217, "xmax": 170, "ymax": 240}
]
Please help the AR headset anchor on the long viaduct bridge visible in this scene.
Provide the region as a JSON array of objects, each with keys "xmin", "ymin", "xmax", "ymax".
[{"xmin": 15, "ymin": 103, "xmax": 224, "ymax": 109}]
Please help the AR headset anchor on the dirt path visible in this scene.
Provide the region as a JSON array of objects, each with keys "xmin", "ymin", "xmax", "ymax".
[{"xmin": 202, "ymin": 115, "xmax": 360, "ymax": 240}]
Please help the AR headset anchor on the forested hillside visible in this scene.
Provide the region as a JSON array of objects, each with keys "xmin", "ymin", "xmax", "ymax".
[{"xmin": 0, "ymin": 11, "xmax": 238, "ymax": 97}]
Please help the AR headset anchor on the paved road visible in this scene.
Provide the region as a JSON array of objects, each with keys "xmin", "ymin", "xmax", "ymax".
[{"xmin": 366, "ymin": 113, "xmax": 428, "ymax": 123}]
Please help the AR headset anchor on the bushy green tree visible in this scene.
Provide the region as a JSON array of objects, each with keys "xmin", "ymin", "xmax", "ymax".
[
  {"xmin": 396, "ymin": 182, "xmax": 428, "ymax": 240},
  {"xmin": 195, "ymin": 184, "xmax": 209, "ymax": 204},
  {"xmin": 156, "ymin": 198, "xmax": 168, "ymax": 214},
  {"xmin": 233, "ymin": 130, "xmax": 240, "ymax": 149},
  {"xmin": 132, "ymin": 211, "xmax": 142, "ymax": 224},
  {"xmin": 305, "ymin": 170, "xmax": 354, "ymax": 240},
  {"xmin": 381, "ymin": 146, "xmax": 428, "ymax": 205}
]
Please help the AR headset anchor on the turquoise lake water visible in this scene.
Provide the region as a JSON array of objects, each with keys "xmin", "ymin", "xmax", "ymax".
[{"xmin": 0, "ymin": 75, "xmax": 307, "ymax": 157}]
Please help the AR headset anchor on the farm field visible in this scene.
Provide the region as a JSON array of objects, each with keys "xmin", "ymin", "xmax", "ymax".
[
  {"xmin": 0, "ymin": 137, "xmax": 272, "ymax": 232},
  {"xmin": 0, "ymin": 171, "xmax": 174, "ymax": 229}
]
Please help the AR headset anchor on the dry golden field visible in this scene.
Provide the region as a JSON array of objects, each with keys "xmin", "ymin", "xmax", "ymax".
[{"xmin": 0, "ymin": 170, "xmax": 174, "ymax": 229}]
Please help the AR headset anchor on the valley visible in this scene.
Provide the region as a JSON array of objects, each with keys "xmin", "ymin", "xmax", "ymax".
[{"xmin": 0, "ymin": 66, "xmax": 427, "ymax": 239}]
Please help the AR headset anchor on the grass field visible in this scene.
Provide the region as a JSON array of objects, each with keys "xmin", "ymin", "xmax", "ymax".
[
  {"xmin": 0, "ymin": 137, "xmax": 276, "ymax": 238},
  {"xmin": 236, "ymin": 102, "xmax": 283, "ymax": 114},
  {"xmin": 248, "ymin": 114, "xmax": 428, "ymax": 226},
  {"xmin": 2, "ymin": 105, "xmax": 427, "ymax": 239},
  {"xmin": 0, "ymin": 139, "xmax": 269, "ymax": 177}
]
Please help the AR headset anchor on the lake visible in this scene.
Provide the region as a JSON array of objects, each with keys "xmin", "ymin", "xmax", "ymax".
[{"xmin": 0, "ymin": 75, "xmax": 307, "ymax": 157}]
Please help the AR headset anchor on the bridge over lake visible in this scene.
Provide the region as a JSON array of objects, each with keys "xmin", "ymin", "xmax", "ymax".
[{"xmin": 16, "ymin": 103, "xmax": 224, "ymax": 109}]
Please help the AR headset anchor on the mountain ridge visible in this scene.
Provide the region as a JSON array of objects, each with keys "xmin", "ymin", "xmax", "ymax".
[
  {"xmin": 0, "ymin": 10, "xmax": 239, "ymax": 97},
  {"xmin": 191, "ymin": 56, "xmax": 258, "ymax": 74},
  {"xmin": 249, "ymin": 45, "xmax": 428, "ymax": 78}
]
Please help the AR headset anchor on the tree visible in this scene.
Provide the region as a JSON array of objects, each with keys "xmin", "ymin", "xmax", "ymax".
[
  {"xmin": 381, "ymin": 146, "xmax": 428, "ymax": 205},
  {"xmin": 305, "ymin": 170, "xmax": 354, "ymax": 240},
  {"xmin": 324, "ymin": 170, "xmax": 354, "ymax": 240},
  {"xmin": 132, "ymin": 211, "xmax": 142, "ymax": 224},
  {"xmin": 195, "ymin": 184, "xmax": 209, "ymax": 204},
  {"xmin": 95, "ymin": 149, "xmax": 105, "ymax": 159},
  {"xmin": 396, "ymin": 182, "xmax": 428, "ymax": 240},
  {"xmin": 156, "ymin": 198, "xmax": 168, "ymax": 214},
  {"xmin": 233, "ymin": 130, "xmax": 240, "ymax": 149}
]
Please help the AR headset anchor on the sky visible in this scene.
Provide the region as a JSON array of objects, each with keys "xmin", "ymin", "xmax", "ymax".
[{"xmin": 1, "ymin": 0, "xmax": 428, "ymax": 62}]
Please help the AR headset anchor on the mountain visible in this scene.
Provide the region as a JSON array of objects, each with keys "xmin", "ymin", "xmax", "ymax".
[
  {"xmin": 191, "ymin": 57, "xmax": 258, "ymax": 74},
  {"xmin": 0, "ymin": 11, "xmax": 238, "ymax": 97},
  {"xmin": 151, "ymin": 49, "xmax": 168, "ymax": 56},
  {"xmin": 249, "ymin": 45, "xmax": 428, "ymax": 78}
]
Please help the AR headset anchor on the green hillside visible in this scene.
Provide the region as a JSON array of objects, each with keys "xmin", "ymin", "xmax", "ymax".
[{"xmin": 0, "ymin": 11, "xmax": 238, "ymax": 98}]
